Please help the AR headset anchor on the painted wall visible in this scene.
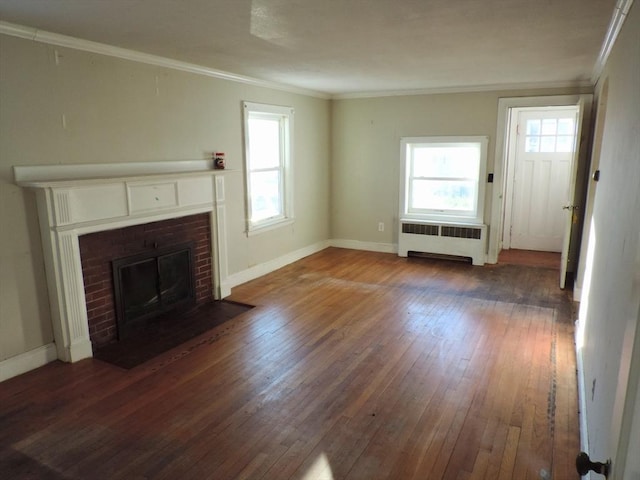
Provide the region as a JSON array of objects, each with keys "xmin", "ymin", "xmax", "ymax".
[
  {"xmin": 330, "ymin": 86, "xmax": 590, "ymax": 249},
  {"xmin": 0, "ymin": 34, "xmax": 331, "ymax": 362},
  {"xmin": 576, "ymin": 2, "xmax": 640, "ymax": 476}
]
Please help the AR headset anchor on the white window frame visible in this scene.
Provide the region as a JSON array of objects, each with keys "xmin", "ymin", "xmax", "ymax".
[
  {"xmin": 242, "ymin": 101, "xmax": 294, "ymax": 235},
  {"xmin": 399, "ymin": 136, "xmax": 488, "ymax": 225}
]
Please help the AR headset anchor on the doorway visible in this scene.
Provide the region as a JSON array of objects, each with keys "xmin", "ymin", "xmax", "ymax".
[
  {"xmin": 488, "ymin": 94, "xmax": 593, "ymax": 288},
  {"xmin": 503, "ymin": 106, "xmax": 579, "ymax": 252}
]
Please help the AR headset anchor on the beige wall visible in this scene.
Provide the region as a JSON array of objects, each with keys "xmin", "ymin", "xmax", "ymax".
[
  {"xmin": 330, "ymin": 87, "xmax": 591, "ymax": 247},
  {"xmin": 0, "ymin": 34, "xmax": 331, "ymax": 361},
  {"xmin": 576, "ymin": 3, "xmax": 640, "ymax": 475}
]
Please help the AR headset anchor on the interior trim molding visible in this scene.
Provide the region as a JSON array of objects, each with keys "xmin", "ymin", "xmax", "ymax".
[
  {"xmin": 222, "ymin": 240, "xmax": 330, "ymax": 294},
  {"xmin": 329, "ymin": 239, "xmax": 397, "ymax": 254},
  {"xmin": 332, "ymin": 80, "xmax": 593, "ymax": 100},
  {"xmin": 575, "ymin": 319, "xmax": 593, "ymax": 479},
  {"xmin": 573, "ymin": 286, "xmax": 583, "ymax": 303},
  {"xmin": 0, "ymin": 20, "xmax": 330, "ymax": 100},
  {"xmin": 592, "ymin": 0, "xmax": 635, "ymax": 84},
  {"xmin": 0, "ymin": 343, "xmax": 58, "ymax": 383},
  {"xmin": 12, "ymin": 160, "xmax": 226, "ymax": 183},
  {"xmin": 222, "ymin": 239, "xmax": 399, "ymax": 295}
]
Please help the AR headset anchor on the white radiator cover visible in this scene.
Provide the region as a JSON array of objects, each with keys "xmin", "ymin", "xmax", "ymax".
[{"xmin": 398, "ymin": 220, "xmax": 487, "ymax": 266}]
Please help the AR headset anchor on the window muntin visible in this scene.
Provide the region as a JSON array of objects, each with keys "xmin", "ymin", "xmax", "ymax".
[
  {"xmin": 524, "ymin": 117, "xmax": 576, "ymax": 153},
  {"xmin": 243, "ymin": 102, "xmax": 294, "ymax": 233},
  {"xmin": 400, "ymin": 136, "xmax": 488, "ymax": 224}
]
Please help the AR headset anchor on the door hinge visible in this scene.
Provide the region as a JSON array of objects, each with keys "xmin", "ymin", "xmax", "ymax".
[{"xmin": 576, "ymin": 452, "xmax": 610, "ymax": 477}]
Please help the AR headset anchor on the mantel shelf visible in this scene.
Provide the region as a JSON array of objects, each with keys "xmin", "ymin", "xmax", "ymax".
[
  {"xmin": 16, "ymin": 169, "xmax": 237, "ymax": 189},
  {"xmin": 13, "ymin": 160, "xmax": 237, "ymax": 187}
]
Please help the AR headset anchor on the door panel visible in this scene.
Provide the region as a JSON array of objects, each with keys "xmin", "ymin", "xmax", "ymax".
[
  {"xmin": 560, "ymin": 97, "xmax": 588, "ymax": 288},
  {"xmin": 510, "ymin": 108, "xmax": 578, "ymax": 252}
]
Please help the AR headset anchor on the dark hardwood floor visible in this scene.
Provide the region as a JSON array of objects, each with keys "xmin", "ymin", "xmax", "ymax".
[
  {"xmin": 498, "ymin": 249, "xmax": 561, "ymax": 270},
  {"xmin": 0, "ymin": 247, "xmax": 579, "ymax": 479}
]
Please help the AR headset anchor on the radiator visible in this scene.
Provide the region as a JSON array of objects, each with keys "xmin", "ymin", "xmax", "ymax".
[{"xmin": 398, "ymin": 221, "xmax": 487, "ymax": 265}]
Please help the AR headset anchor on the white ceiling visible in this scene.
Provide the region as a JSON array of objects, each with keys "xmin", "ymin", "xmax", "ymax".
[{"xmin": 0, "ymin": 0, "xmax": 617, "ymax": 96}]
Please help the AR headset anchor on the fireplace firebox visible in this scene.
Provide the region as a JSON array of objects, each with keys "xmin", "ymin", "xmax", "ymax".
[{"xmin": 112, "ymin": 242, "xmax": 196, "ymax": 338}]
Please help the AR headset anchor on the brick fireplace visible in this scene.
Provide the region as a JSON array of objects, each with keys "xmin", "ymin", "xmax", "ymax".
[
  {"xmin": 79, "ymin": 214, "xmax": 213, "ymax": 348},
  {"xmin": 14, "ymin": 161, "xmax": 230, "ymax": 363}
]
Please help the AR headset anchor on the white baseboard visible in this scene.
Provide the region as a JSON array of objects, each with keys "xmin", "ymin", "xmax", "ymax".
[
  {"xmin": 0, "ymin": 343, "xmax": 57, "ymax": 382},
  {"xmin": 221, "ymin": 239, "xmax": 399, "ymax": 294},
  {"xmin": 575, "ymin": 318, "xmax": 591, "ymax": 473},
  {"xmin": 221, "ymin": 240, "xmax": 330, "ymax": 293},
  {"xmin": 573, "ymin": 285, "xmax": 582, "ymax": 302},
  {"xmin": 329, "ymin": 239, "xmax": 397, "ymax": 254}
]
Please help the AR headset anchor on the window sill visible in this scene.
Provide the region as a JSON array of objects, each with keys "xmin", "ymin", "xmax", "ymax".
[
  {"xmin": 246, "ymin": 217, "xmax": 294, "ymax": 237},
  {"xmin": 401, "ymin": 215, "xmax": 484, "ymax": 226}
]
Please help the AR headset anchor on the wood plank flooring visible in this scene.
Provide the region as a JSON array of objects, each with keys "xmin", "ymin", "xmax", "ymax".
[{"xmin": 0, "ymin": 247, "xmax": 580, "ymax": 479}]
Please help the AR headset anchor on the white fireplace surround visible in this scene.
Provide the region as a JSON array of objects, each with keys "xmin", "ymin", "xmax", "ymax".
[{"xmin": 14, "ymin": 160, "xmax": 231, "ymax": 363}]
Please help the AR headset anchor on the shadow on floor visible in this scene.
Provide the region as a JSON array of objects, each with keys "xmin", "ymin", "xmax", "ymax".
[{"xmin": 94, "ymin": 300, "xmax": 254, "ymax": 369}]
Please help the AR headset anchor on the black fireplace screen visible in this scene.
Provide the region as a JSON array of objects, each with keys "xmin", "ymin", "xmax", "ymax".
[{"xmin": 112, "ymin": 242, "xmax": 196, "ymax": 338}]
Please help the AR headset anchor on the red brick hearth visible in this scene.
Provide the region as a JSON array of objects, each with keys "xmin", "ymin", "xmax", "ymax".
[{"xmin": 79, "ymin": 213, "xmax": 213, "ymax": 347}]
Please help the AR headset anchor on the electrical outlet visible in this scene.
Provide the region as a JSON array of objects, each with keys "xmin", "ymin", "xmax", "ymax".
[{"xmin": 378, "ymin": 222, "xmax": 384, "ymax": 232}]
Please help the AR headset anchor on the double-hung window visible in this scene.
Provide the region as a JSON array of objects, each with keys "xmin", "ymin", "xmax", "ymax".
[
  {"xmin": 243, "ymin": 102, "xmax": 294, "ymax": 234},
  {"xmin": 400, "ymin": 136, "xmax": 488, "ymax": 224}
]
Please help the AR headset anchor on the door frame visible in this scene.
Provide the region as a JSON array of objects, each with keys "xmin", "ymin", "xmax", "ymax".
[
  {"xmin": 611, "ymin": 303, "xmax": 640, "ymax": 479},
  {"xmin": 575, "ymin": 80, "xmax": 608, "ymax": 300},
  {"xmin": 488, "ymin": 94, "xmax": 593, "ymax": 264}
]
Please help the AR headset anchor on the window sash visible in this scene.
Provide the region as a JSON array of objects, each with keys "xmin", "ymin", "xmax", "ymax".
[
  {"xmin": 400, "ymin": 137, "xmax": 487, "ymax": 224},
  {"xmin": 248, "ymin": 169, "xmax": 284, "ymax": 223},
  {"xmin": 243, "ymin": 102, "xmax": 293, "ymax": 233}
]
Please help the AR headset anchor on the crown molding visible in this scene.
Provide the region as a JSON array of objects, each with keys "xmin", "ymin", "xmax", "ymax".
[
  {"xmin": 0, "ymin": 21, "xmax": 331, "ymax": 100},
  {"xmin": 591, "ymin": 0, "xmax": 635, "ymax": 84},
  {"xmin": 331, "ymin": 80, "xmax": 594, "ymax": 100}
]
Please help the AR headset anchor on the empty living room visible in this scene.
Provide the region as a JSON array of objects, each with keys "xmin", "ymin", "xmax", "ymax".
[{"xmin": 1, "ymin": 1, "xmax": 638, "ymax": 479}]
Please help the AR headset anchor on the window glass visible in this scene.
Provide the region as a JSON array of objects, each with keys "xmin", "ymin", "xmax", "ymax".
[
  {"xmin": 525, "ymin": 136, "xmax": 539, "ymax": 153},
  {"xmin": 247, "ymin": 116, "xmax": 281, "ymax": 170},
  {"xmin": 526, "ymin": 119, "xmax": 541, "ymax": 136},
  {"xmin": 556, "ymin": 136, "xmax": 574, "ymax": 152},
  {"xmin": 557, "ymin": 118, "xmax": 575, "ymax": 135},
  {"xmin": 249, "ymin": 170, "xmax": 281, "ymax": 222},
  {"xmin": 411, "ymin": 179, "xmax": 476, "ymax": 211},
  {"xmin": 413, "ymin": 146, "xmax": 479, "ymax": 178},
  {"xmin": 540, "ymin": 136, "xmax": 556, "ymax": 153},
  {"xmin": 541, "ymin": 119, "xmax": 557, "ymax": 135}
]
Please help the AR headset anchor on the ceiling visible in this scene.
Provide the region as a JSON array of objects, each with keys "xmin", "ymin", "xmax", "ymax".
[{"xmin": 0, "ymin": 0, "xmax": 617, "ymax": 96}]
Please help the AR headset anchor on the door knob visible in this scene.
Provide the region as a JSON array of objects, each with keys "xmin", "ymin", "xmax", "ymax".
[
  {"xmin": 576, "ymin": 451, "xmax": 610, "ymax": 477},
  {"xmin": 563, "ymin": 205, "xmax": 579, "ymax": 211}
]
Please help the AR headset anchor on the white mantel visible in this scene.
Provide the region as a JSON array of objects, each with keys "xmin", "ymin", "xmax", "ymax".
[{"xmin": 14, "ymin": 161, "xmax": 232, "ymax": 363}]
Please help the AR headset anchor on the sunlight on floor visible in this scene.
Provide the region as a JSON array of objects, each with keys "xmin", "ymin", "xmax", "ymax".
[{"xmin": 301, "ymin": 453, "xmax": 335, "ymax": 480}]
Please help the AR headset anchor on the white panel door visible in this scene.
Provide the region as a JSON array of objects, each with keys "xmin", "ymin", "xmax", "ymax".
[
  {"xmin": 560, "ymin": 97, "xmax": 589, "ymax": 289},
  {"xmin": 510, "ymin": 108, "xmax": 578, "ymax": 252}
]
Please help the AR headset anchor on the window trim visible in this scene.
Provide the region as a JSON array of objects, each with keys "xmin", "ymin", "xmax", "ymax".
[
  {"xmin": 242, "ymin": 101, "xmax": 294, "ymax": 235},
  {"xmin": 399, "ymin": 135, "xmax": 488, "ymax": 225}
]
